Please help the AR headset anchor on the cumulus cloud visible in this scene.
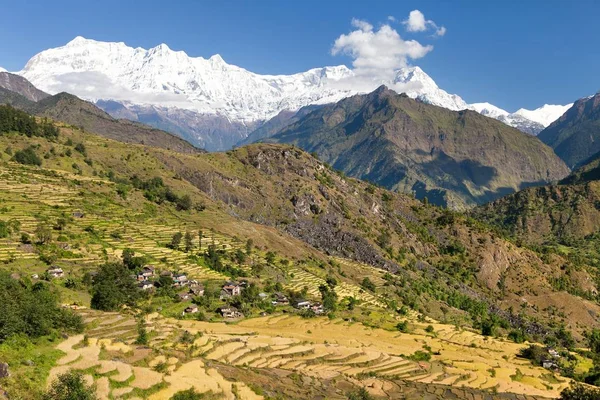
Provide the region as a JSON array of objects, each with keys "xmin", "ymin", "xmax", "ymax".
[
  {"xmin": 331, "ymin": 18, "xmax": 433, "ymax": 80},
  {"xmin": 403, "ymin": 10, "xmax": 446, "ymax": 37}
]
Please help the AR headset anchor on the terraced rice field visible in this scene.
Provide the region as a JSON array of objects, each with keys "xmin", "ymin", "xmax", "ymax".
[{"xmin": 50, "ymin": 309, "xmax": 568, "ymax": 399}]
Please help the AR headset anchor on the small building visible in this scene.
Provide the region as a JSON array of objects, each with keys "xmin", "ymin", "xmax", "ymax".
[
  {"xmin": 47, "ymin": 267, "xmax": 64, "ymax": 279},
  {"xmin": 294, "ymin": 300, "xmax": 311, "ymax": 309},
  {"xmin": 189, "ymin": 284, "xmax": 205, "ymax": 297},
  {"xmin": 72, "ymin": 211, "xmax": 85, "ymax": 218},
  {"xmin": 542, "ymin": 360, "xmax": 558, "ymax": 369},
  {"xmin": 184, "ymin": 305, "xmax": 199, "ymax": 314},
  {"xmin": 173, "ymin": 274, "xmax": 188, "ymax": 287},
  {"xmin": 31, "ymin": 274, "xmax": 39, "ymax": 280},
  {"xmin": 141, "ymin": 266, "xmax": 155, "ymax": 278},
  {"xmin": 160, "ymin": 270, "xmax": 174, "ymax": 278},
  {"xmin": 258, "ymin": 292, "xmax": 269, "ymax": 300},
  {"xmin": 311, "ymin": 302, "xmax": 325, "ymax": 315},
  {"xmin": 178, "ymin": 292, "xmax": 191, "ymax": 301},
  {"xmin": 219, "ymin": 307, "xmax": 243, "ymax": 319},
  {"xmin": 548, "ymin": 348, "xmax": 560, "ymax": 358},
  {"xmin": 272, "ymin": 293, "xmax": 289, "ymax": 306},
  {"xmin": 222, "ymin": 281, "xmax": 242, "ymax": 297},
  {"xmin": 138, "ymin": 280, "xmax": 154, "ymax": 291}
]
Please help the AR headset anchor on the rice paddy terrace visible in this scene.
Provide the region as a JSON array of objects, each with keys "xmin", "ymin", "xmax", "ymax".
[
  {"xmin": 0, "ymin": 161, "xmax": 574, "ymax": 399},
  {"xmin": 49, "ymin": 308, "xmax": 568, "ymax": 399}
]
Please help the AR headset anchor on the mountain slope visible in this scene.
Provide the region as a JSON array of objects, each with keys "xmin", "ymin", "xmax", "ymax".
[
  {"xmin": 263, "ymin": 86, "xmax": 569, "ymax": 208},
  {"xmin": 17, "ymin": 36, "xmax": 564, "ymax": 150},
  {"xmin": 538, "ymin": 93, "xmax": 600, "ymax": 168},
  {"xmin": 0, "ymin": 84, "xmax": 200, "ymax": 153},
  {"xmin": 0, "ymin": 71, "xmax": 49, "ymax": 101},
  {"xmin": 472, "ymin": 152, "xmax": 600, "ymax": 269}
]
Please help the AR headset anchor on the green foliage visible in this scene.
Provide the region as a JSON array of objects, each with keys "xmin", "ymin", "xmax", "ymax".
[
  {"xmin": 170, "ymin": 232, "xmax": 183, "ymax": 250},
  {"xmin": 361, "ymin": 277, "xmax": 376, "ymax": 292},
  {"xmin": 74, "ymin": 143, "xmax": 86, "ymax": 156},
  {"xmin": 347, "ymin": 387, "xmax": 373, "ymax": 400},
  {"xmin": 13, "ymin": 146, "xmax": 42, "ymax": 166},
  {"xmin": 170, "ymin": 388, "xmax": 215, "ymax": 400},
  {"xmin": 90, "ymin": 263, "xmax": 141, "ymax": 311},
  {"xmin": 0, "ymin": 105, "xmax": 59, "ymax": 139},
  {"xmin": 319, "ymin": 284, "xmax": 338, "ymax": 311},
  {"xmin": 407, "ymin": 350, "xmax": 432, "ymax": 362},
  {"xmin": 135, "ymin": 318, "xmax": 148, "ymax": 345},
  {"xmin": 43, "ymin": 370, "xmax": 97, "ymax": 400},
  {"xmin": 176, "ymin": 194, "xmax": 192, "ymax": 211},
  {"xmin": 559, "ymin": 382, "xmax": 600, "ymax": 400},
  {"xmin": 0, "ymin": 272, "xmax": 83, "ymax": 342},
  {"xmin": 396, "ymin": 320, "xmax": 409, "ymax": 333},
  {"xmin": 184, "ymin": 231, "xmax": 194, "ymax": 253}
]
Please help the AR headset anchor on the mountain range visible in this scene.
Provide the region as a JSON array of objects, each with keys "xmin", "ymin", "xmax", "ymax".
[
  {"xmin": 13, "ymin": 37, "xmax": 570, "ymax": 150},
  {"xmin": 262, "ymin": 86, "xmax": 569, "ymax": 208},
  {"xmin": 0, "ymin": 71, "xmax": 199, "ymax": 153}
]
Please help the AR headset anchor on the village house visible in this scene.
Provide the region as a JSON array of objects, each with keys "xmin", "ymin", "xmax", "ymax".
[
  {"xmin": 173, "ymin": 273, "xmax": 188, "ymax": 287},
  {"xmin": 47, "ymin": 267, "xmax": 64, "ymax": 279},
  {"xmin": 221, "ymin": 281, "xmax": 242, "ymax": 298},
  {"xmin": 160, "ymin": 270, "xmax": 173, "ymax": 278},
  {"xmin": 542, "ymin": 360, "xmax": 558, "ymax": 369},
  {"xmin": 188, "ymin": 284, "xmax": 205, "ymax": 297},
  {"xmin": 311, "ymin": 302, "xmax": 325, "ymax": 315},
  {"xmin": 72, "ymin": 211, "xmax": 85, "ymax": 218},
  {"xmin": 178, "ymin": 292, "xmax": 191, "ymax": 301},
  {"xmin": 219, "ymin": 307, "xmax": 243, "ymax": 319},
  {"xmin": 141, "ymin": 265, "xmax": 155, "ymax": 278},
  {"xmin": 547, "ymin": 348, "xmax": 560, "ymax": 358},
  {"xmin": 294, "ymin": 300, "xmax": 311, "ymax": 309},
  {"xmin": 138, "ymin": 280, "xmax": 154, "ymax": 291},
  {"xmin": 184, "ymin": 305, "xmax": 199, "ymax": 314},
  {"xmin": 272, "ymin": 293, "xmax": 289, "ymax": 306}
]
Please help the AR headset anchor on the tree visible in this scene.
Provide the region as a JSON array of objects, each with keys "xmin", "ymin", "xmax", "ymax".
[
  {"xmin": 176, "ymin": 195, "xmax": 192, "ymax": 211},
  {"xmin": 184, "ymin": 232, "xmax": 194, "ymax": 253},
  {"xmin": 170, "ymin": 232, "xmax": 183, "ymax": 250},
  {"xmin": 245, "ymin": 239, "xmax": 253, "ymax": 255},
  {"xmin": 347, "ymin": 387, "xmax": 373, "ymax": 400},
  {"xmin": 35, "ymin": 223, "xmax": 52, "ymax": 244},
  {"xmin": 198, "ymin": 230, "xmax": 203, "ymax": 250},
  {"xmin": 13, "ymin": 146, "xmax": 42, "ymax": 166},
  {"xmin": 43, "ymin": 371, "xmax": 97, "ymax": 400},
  {"xmin": 361, "ymin": 277, "xmax": 376, "ymax": 292},
  {"xmin": 135, "ymin": 318, "xmax": 148, "ymax": 345},
  {"xmin": 559, "ymin": 382, "xmax": 600, "ymax": 400},
  {"xmin": 122, "ymin": 248, "xmax": 135, "ymax": 268},
  {"xmin": 170, "ymin": 388, "xmax": 205, "ymax": 400},
  {"xmin": 91, "ymin": 263, "xmax": 140, "ymax": 311},
  {"xmin": 319, "ymin": 284, "xmax": 337, "ymax": 311},
  {"xmin": 0, "ymin": 272, "xmax": 83, "ymax": 341},
  {"xmin": 265, "ymin": 251, "xmax": 276, "ymax": 264}
]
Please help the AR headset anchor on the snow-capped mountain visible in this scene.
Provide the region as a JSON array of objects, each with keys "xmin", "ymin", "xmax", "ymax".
[
  {"xmin": 15, "ymin": 36, "xmax": 569, "ymax": 150},
  {"xmin": 0, "ymin": 67, "xmax": 6, "ymax": 72},
  {"xmin": 514, "ymin": 104, "xmax": 573, "ymax": 127}
]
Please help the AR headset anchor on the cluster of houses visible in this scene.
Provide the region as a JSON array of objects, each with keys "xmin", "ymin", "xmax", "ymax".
[
  {"xmin": 134, "ymin": 267, "xmax": 326, "ymax": 319},
  {"xmin": 293, "ymin": 299, "xmax": 325, "ymax": 315},
  {"xmin": 542, "ymin": 348, "xmax": 561, "ymax": 370}
]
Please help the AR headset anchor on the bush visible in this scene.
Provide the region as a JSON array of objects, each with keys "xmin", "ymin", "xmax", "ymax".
[
  {"xmin": 43, "ymin": 371, "xmax": 97, "ymax": 400},
  {"xmin": 13, "ymin": 146, "xmax": 42, "ymax": 166},
  {"xmin": 90, "ymin": 263, "xmax": 141, "ymax": 311},
  {"xmin": 0, "ymin": 272, "xmax": 83, "ymax": 342},
  {"xmin": 559, "ymin": 382, "xmax": 600, "ymax": 400}
]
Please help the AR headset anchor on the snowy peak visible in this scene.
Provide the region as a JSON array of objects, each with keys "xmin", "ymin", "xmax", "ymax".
[
  {"xmin": 514, "ymin": 104, "xmax": 573, "ymax": 127},
  {"xmin": 15, "ymin": 36, "xmax": 572, "ymax": 148},
  {"xmin": 469, "ymin": 102, "xmax": 509, "ymax": 119}
]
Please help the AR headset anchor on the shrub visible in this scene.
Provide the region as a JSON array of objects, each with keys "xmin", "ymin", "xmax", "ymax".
[
  {"xmin": 13, "ymin": 146, "xmax": 42, "ymax": 166},
  {"xmin": 43, "ymin": 371, "xmax": 97, "ymax": 400}
]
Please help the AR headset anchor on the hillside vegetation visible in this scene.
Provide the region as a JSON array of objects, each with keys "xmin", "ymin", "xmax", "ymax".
[
  {"xmin": 262, "ymin": 86, "xmax": 569, "ymax": 209},
  {"xmin": 0, "ymin": 109, "xmax": 598, "ymax": 398}
]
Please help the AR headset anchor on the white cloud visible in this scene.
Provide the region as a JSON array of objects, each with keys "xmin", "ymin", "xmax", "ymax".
[
  {"xmin": 331, "ymin": 19, "xmax": 433, "ymax": 80},
  {"xmin": 403, "ymin": 10, "xmax": 446, "ymax": 37}
]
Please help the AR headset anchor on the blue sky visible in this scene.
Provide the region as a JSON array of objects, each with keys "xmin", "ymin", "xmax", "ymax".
[{"xmin": 0, "ymin": 0, "xmax": 598, "ymax": 111}]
